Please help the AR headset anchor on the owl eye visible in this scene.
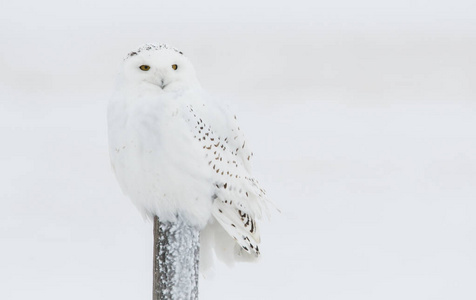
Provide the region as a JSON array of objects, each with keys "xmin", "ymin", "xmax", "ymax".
[
  {"xmin": 139, "ymin": 65, "xmax": 150, "ymax": 71},
  {"xmin": 172, "ymin": 64, "xmax": 178, "ymax": 70}
]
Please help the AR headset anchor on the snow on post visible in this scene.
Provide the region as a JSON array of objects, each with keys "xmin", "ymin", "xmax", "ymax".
[{"xmin": 153, "ymin": 215, "xmax": 200, "ymax": 300}]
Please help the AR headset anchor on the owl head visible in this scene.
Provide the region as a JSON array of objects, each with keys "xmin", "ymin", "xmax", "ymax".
[{"xmin": 118, "ymin": 43, "xmax": 201, "ymax": 93}]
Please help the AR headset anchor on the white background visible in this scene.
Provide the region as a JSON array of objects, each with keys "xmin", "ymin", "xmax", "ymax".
[{"xmin": 1, "ymin": 0, "xmax": 475, "ymax": 299}]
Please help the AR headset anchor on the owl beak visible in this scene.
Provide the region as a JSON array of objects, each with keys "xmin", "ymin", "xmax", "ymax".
[
  {"xmin": 159, "ymin": 79, "xmax": 167, "ymax": 89},
  {"xmin": 151, "ymin": 80, "xmax": 167, "ymax": 89}
]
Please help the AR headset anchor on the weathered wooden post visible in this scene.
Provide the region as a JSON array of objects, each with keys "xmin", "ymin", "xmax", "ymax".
[{"xmin": 153, "ymin": 216, "xmax": 200, "ymax": 300}]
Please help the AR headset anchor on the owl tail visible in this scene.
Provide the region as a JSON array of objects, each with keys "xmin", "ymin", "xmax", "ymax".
[
  {"xmin": 199, "ymin": 218, "xmax": 260, "ymax": 275},
  {"xmin": 211, "ymin": 199, "xmax": 261, "ymax": 254}
]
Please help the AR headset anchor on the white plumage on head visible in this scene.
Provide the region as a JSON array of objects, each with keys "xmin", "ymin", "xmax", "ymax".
[{"xmin": 108, "ymin": 43, "xmax": 269, "ymax": 268}]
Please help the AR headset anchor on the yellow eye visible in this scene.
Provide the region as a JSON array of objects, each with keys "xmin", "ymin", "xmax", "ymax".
[
  {"xmin": 139, "ymin": 65, "xmax": 150, "ymax": 71},
  {"xmin": 172, "ymin": 64, "xmax": 178, "ymax": 70}
]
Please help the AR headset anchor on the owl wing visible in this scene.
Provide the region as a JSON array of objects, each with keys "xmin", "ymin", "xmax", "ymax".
[{"xmin": 183, "ymin": 98, "xmax": 268, "ymax": 256}]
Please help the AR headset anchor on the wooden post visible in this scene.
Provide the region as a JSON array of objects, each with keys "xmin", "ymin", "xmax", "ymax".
[{"xmin": 153, "ymin": 215, "xmax": 200, "ymax": 300}]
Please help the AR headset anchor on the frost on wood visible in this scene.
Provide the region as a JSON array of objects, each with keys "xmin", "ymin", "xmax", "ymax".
[{"xmin": 153, "ymin": 216, "xmax": 200, "ymax": 300}]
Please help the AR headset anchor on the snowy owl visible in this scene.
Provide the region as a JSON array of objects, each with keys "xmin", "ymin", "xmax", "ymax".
[{"xmin": 108, "ymin": 43, "xmax": 269, "ymax": 266}]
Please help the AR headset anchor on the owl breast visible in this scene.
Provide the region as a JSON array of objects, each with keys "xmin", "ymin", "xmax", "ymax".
[{"xmin": 108, "ymin": 90, "xmax": 214, "ymax": 227}]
